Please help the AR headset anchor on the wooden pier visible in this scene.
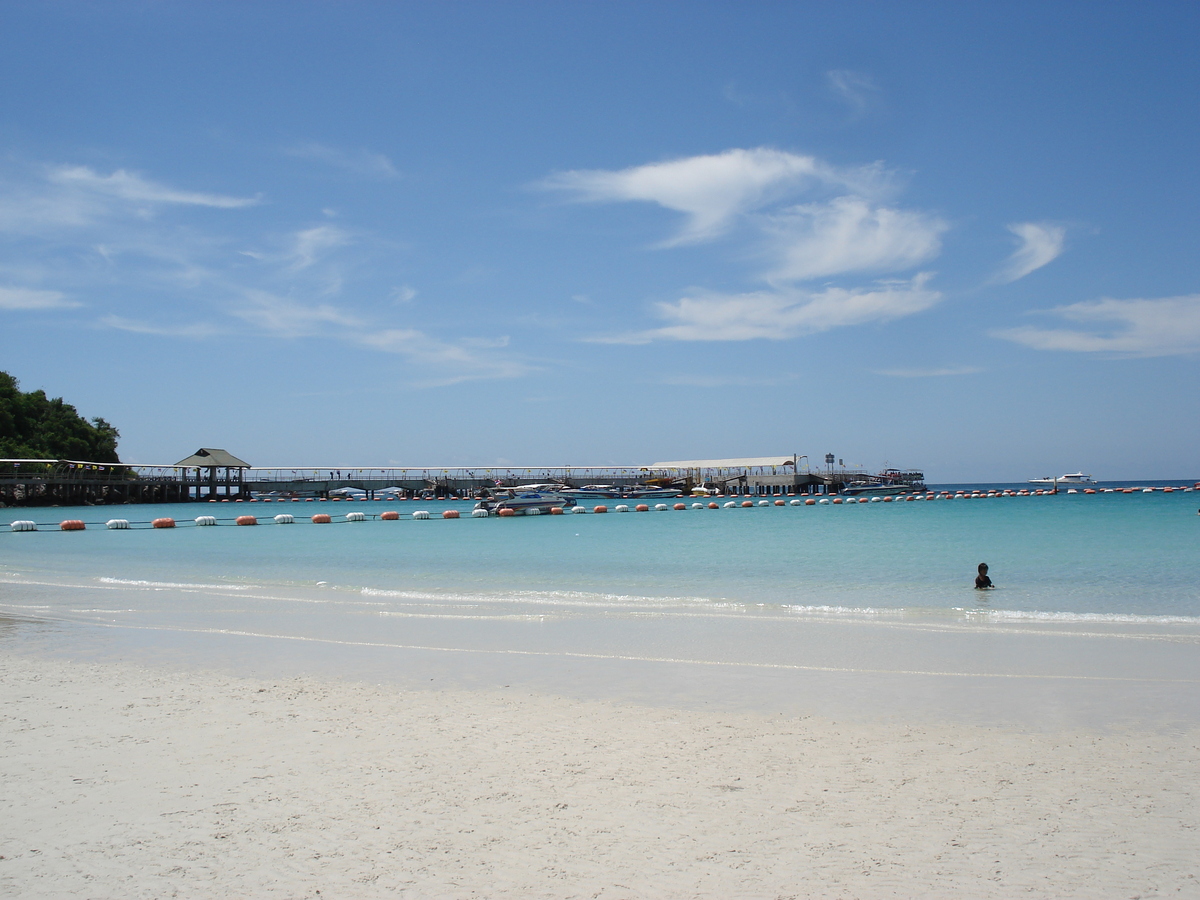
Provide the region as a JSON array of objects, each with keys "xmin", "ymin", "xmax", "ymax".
[{"xmin": 1, "ymin": 452, "xmax": 924, "ymax": 507}]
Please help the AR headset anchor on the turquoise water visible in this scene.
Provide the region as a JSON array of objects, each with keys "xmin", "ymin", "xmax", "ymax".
[
  {"xmin": 4, "ymin": 487, "xmax": 1200, "ymax": 726},
  {"xmin": 5, "ymin": 488, "xmax": 1199, "ymax": 617}
]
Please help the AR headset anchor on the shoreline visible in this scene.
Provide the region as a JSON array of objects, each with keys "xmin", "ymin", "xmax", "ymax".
[{"xmin": 3, "ymin": 650, "xmax": 1199, "ymax": 898}]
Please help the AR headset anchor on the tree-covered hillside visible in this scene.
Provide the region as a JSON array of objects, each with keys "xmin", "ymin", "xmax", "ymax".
[{"xmin": 0, "ymin": 371, "xmax": 120, "ymax": 462}]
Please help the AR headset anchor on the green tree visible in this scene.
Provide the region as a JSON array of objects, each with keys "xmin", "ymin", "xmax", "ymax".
[{"xmin": 0, "ymin": 371, "xmax": 121, "ymax": 462}]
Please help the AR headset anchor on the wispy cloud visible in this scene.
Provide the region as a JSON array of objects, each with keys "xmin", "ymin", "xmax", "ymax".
[
  {"xmin": 286, "ymin": 142, "xmax": 399, "ymax": 179},
  {"xmin": 545, "ymin": 146, "xmax": 947, "ymax": 342},
  {"xmin": 993, "ymin": 222, "xmax": 1065, "ymax": 284},
  {"xmin": 47, "ymin": 165, "xmax": 258, "ymax": 208},
  {"xmin": 0, "ymin": 157, "xmax": 528, "ymax": 387},
  {"xmin": 542, "ymin": 148, "xmax": 867, "ymax": 246},
  {"xmin": 230, "ymin": 290, "xmax": 365, "ymax": 337},
  {"xmin": 661, "ymin": 372, "xmax": 798, "ymax": 387},
  {"xmin": 0, "ymin": 285, "xmax": 81, "ymax": 310},
  {"xmin": 358, "ymin": 329, "xmax": 533, "ymax": 384},
  {"xmin": 994, "ymin": 294, "xmax": 1200, "ymax": 356},
  {"xmin": 594, "ymin": 274, "xmax": 940, "ymax": 344},
  {"xmin": 764, "ymin": 196, "xmax": 945, "ymax": 282},
  {"xmin": 287, "ymin": 225, "xmax": 351, "ymax": 270},
  {"xmin": 100, "ymin": 314, "xmax": 221, "ymax": 337},
  {"xmin": 873, "ymin": 365, "xmax": 983, "ymax": 378},
  {"xmin": 826, "ymin": 69, "xmax": 879, "ymax": 115}
]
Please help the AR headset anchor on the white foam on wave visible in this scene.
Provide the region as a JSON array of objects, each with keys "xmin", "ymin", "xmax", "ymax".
[
  {"xmin": 970, "ymin": 608, "xmax": 1200, "ymax": 625},
  {"xmin": 70, "ymin": 608, "xmax": 138, "ymax": 614},
  {"xmin": 782, "ymin": 604, "xmax": 910, "ymax": 618},
  {"xmin": 361, "ymin": 586, "xmax": 718, "ymax": 609},
  {"xmin": 99, "ymin": 577, "xmax": 250, "ymax": 591}
]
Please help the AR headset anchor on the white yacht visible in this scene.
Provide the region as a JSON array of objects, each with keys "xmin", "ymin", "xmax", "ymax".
[{"xmin": 1028, "ymin": 472, "xmax": 1095, "ymax": 485}]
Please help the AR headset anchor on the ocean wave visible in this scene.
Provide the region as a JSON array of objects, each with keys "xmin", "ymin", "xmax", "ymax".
[
  {"xmin": 99, "ymin": 577, "xmax": 250, "ymax": 591},
  {"xmin": 361, "ymin": 586, "xmax": 717, "ymax": 608},
  {"xmin": 967, "ymin": 608, "xmax": 1200, "ymax": 625}
]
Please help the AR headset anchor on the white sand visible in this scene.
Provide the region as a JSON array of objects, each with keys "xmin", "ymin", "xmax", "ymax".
[{"xmin": 2, "ymin": 652, "xmax": 1198, "ymax": 899}]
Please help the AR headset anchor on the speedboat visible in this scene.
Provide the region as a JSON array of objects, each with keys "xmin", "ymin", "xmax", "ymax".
[
  {"xmin": 623, "ymin": 485, "xmax": 684, "ymax": 499},
  {"xmin": 1028, "ymin": 473, "xmax": 1095, "ymax": 485},
  {"xmin": 840, "ymin": 481, "xmax": 910, "ymax": 497},
  {"xmin": 474, "ymin": 488, "xmax": 576, "ymax": 515},
  {"xmin": 558, "ymin": 484, "xmax": 624, "ymax": 499}
]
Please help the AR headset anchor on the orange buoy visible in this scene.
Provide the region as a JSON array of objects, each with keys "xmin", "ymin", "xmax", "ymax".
[
  {"xmin": 804, "ymin": 498, "xmax": 816, "ymax": 505},
  {"xmin": 858, "ymin": 497, "xmax": 868, "ymax": 503},
  {"xmin": 60, "ymin": 519, "xmax": 86, "ymax": 531},
  {"xmin": 635, "ymin": 504, "xmax": 650, "ymax": 512},
  {"xmin": 311, "ymin": 513, "xmax": 332, "ymax": 524},
  {"xmin": 883, "ymin": 496, "xmax": 894, "ymax": 503},
  {"xmin": 774, "ymin": 499, "xmax": 785, "ymax": 506},
  {"xmin": 381, "ymin": 510, "xmax": 400, "ymax": 520},
  {"xmin": 498, "ymin": 508, "xmax": 517, "ymax": 517},
  {"xmin": 674, "ymin": 503, "xmax": 687, "ymax": 510},
  {"xmin": 152, "ymin": 517, "xmax": 175, "ymax": 528},
  {"xmin": 550, "ymin": 507, "xmax": 564, "ymax": 514},
  {"xmin": 442, "ymin": 509, "xmax": 460, "ymax": 519},
  {"xmin": 741, "ymin": 500, "xmax": 754, "ymax": 508},
  {"xmin": 832, "ymin": 498, "xmax": 843, "ymax": 504},
  {"xmin": 593, "ymin": 505, "xmax": 608, "ymax": 514},
  {"xmin": 708, "ymin": 502, "xmax": 719, "ymax": 509},
  {"xmin": 235, "ymin": 515, "xmax": 257, "ymax": 526}
]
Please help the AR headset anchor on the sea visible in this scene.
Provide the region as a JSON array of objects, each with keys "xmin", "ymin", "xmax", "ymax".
[{"xmin": 4, "ymin": 481, "xmax": 1200, "ymax": 728}]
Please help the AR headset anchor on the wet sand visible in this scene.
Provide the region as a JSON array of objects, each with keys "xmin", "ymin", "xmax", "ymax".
[{"xmin": 3, "ymin": 651, "xmax": 1198, "ymax": 899}]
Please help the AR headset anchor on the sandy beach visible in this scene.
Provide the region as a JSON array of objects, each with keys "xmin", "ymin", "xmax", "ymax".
[{"xmin": 2, "ymin": 651, "xmax": 1198, "ymax": 899}]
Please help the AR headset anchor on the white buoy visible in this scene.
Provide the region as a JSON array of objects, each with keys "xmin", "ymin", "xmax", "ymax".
[
  {"xmin": 614, "ymin": 504, "xmax": 630, "ymax": 513},
  {"xmin": 346, "ymin": 511, "xmax": 366, "ymax": 522},
  {"xmin": 692, "ymin": 502, "xmax": 705, "ymax": 509},
  {"xmin": 572, "ymin": 505, "xmax": 588, "ymax": 513},
  {"xmin": 654, "ymin": 503, "xmax": 669, "ymax": 511},
  {"xmin": 789, "ymin": 499, "xmax": 802, "ymax": 506},
  {"xmin": 723, "ymin": 501, "xmax": 736, "ymax": 508},
  {"xmin": 525, "ymin": 507, "xmax": 542, "ymax": 516},
  {"xmin": 757, "ymin": 500, "xmax": 770, "ymax": 507},
  {"xmin": 106, "ymin": 519, "xmax": 131, "ymax": 529},
  {"xmin": 818, "ymin": 498, "xmax": 831, "ymax": 505},
  {"xmin": 194, "ymin": 515, "xmax": 218, "ymax": 526},
  {"xmin": 471, "ymin": 508, "xmax": 489, "ymax": 517},
  {"xmin": 412, "ymin": 510, "xmax": 431, "ymax": 519},
  {"xmin": 274, "ymin": 514, "xmax": 295, "ymax": 524},
  {"xmin": 870, "ymin": 496, "xmax": 882, "ymax": 503},
  {"xmin": 9, "ymin": 520, "xmax": 37, "ymax": 531}
]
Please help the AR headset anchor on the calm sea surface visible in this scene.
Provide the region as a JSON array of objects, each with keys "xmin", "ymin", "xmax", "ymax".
[{"xmin": 4, "ymin": 483, "xmax": 1200, "ymax": 725}]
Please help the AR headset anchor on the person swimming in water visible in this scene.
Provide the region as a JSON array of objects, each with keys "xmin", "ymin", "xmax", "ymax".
[{"xmin": 975, "ymin": 562, "xmax": 994, "ymax": 589}]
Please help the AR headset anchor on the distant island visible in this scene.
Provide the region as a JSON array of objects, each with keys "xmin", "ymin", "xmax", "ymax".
[{"xmin": 0, "ymin": 371, "xmax": 120, "ymax": 463}]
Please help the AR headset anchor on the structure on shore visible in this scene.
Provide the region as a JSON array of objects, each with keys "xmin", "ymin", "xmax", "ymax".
[{"xmin": 0, "ymin": 451, "xmax": 924, "ymax": 507}]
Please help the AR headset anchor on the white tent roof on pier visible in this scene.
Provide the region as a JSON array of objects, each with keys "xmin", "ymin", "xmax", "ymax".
[{"xmin": 647, "ymin": 456, "xmax": 797, "ymax": 469}]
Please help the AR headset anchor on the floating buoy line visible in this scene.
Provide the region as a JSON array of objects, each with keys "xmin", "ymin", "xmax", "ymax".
[{"xmin": 3, "ymin": 485, "xmax": 1195, "ymax": 533}]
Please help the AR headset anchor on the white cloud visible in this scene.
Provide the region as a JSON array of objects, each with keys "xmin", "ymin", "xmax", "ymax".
[
  {"xmin": 286, "ymin": 142, "xmax": 399, "ymax": 179},
  {"xmin": 994, "ymin": 222, "xmax": 1065, "ymax": 283},
  {"xmin": 597, "ymin": 274, "xmax": 940, "ymax": 343},
  {"xmin": 0, "ymin": 285, "xmax": 80, "ymax": 310},
  {"xmin": 873, "ymin": 366, "xmax": 983, "ymax": 378},
  {"xmin": 994, "ymin": 294, "xmax": 1200, "ymax": 356},
  {"xmin": 392, "ymin": 285, "xmax": 418, "ymax": 304},
  {"xmin": 47, "ymin": 165, "xmax": 258, "ymax": 208},
  {"xmin": 100, "ymin": 315, "xmax": 220, "ymax": 337},
  {"xmin": 542, "ymin": 148, "xmax": 855, "ymax": 245},
  {"xmin": 230, "ymin": 290, "xmax": 364, "ymax": 338},
  {"xmin": 826, "ymin": 70, "xmax": 878, "ymax": 114},
  {"xmin": 358, "ymin": 329, "xmax": 532, "ymax": 384},
  {"xmin": 764, "ymin": 196, "xmax": 945, "ymax": 282},
  {"xmin": 288, "ymin": 225, "xmax": 350, "ymax": 270},
  {"xmin": 546, "ymin": 147, "xmax": 946, "ymax": 340}
]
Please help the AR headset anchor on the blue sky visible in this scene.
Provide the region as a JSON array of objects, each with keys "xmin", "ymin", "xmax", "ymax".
[{"xmin": 1, "ymin": 2, "xmax": 1197, "ymax": 480}]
